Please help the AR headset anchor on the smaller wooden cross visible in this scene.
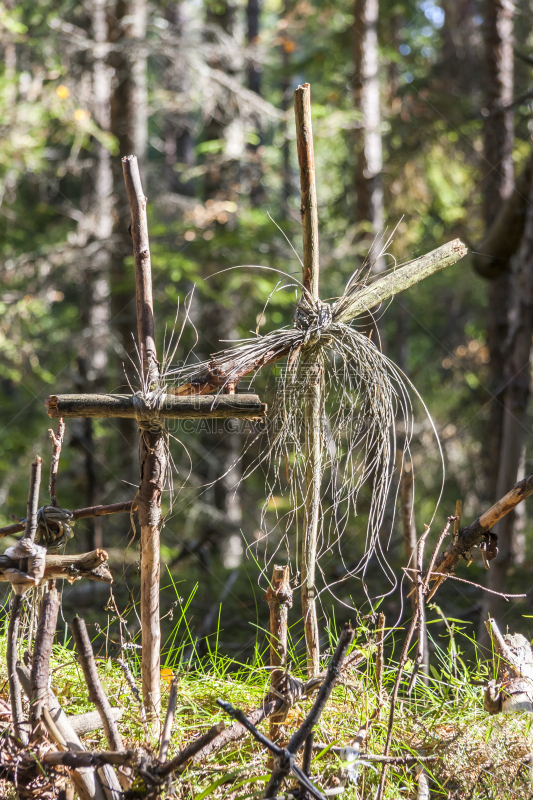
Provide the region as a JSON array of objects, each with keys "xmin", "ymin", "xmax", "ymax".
[{"xmin": 42, "ymin": 157, "xmax": 267, "ymax": 729}]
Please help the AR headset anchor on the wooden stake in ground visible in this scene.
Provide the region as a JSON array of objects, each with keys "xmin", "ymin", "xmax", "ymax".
[
  {"xmin": 122, "ymin": 154, "xmax": 166, "ymax": 728},
  {"xmin": 294, "ymin": 82, "xmax": 321, "ymax": 677},
  {"xmin": 264, "ymin": 565, "xmax": 293, "ymax": 747}
]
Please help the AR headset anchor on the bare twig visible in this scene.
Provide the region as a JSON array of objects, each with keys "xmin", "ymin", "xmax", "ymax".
[
  {"xmin": 71, "ymin": 617, "xmax": 124, "ymax": 753},
  {"xmin": 30, "ymin": 587, "xmax": 60, "ymax": 730},
  {"xmin": 24, "ymin": 456, "xmax": 42, "ymax": 542},
  {"xmin": 7, "ymin": 594, "xmax": 27, "ymax": 745},
  {"xmin": 294, "ymin": 82, "xmax": 321, "ymax": 677},
  {"xmin": 48, "ymin": 420, "xmax": 65, "ymax": 507},
  {"xmin": 157, "ymin": 722, "xmax": 225, "ymax": 777},
  {"xmin": 375, "ymin": 613, "xmax": 385, "ymax": 697},
  {"xmin": 159, "ymin": 677, "xmax": 178, "ymax": 762}
]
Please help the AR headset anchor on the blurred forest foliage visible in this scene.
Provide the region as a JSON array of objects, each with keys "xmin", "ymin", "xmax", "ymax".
[{"xmin": 1, "ymin": 0, "xmax": 532, "ymax": 659}]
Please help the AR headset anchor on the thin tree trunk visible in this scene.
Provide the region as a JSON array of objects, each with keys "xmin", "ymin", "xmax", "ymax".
[
  {"xmin": 108, "ymin": 0, "xmax": 147, "ymax": 485},
  {"xmin": 247, "ymin": 0, "xmax": 264, "ymax": 205},
  {"xmin": 197, "ymin": 0, "xmax": 244, "ymax": 571},
  {"xmin": 482, "ymin": 0, "xmax": 514, "ymax": 498},
  {"xmin": 353, "ymin": 0, "xmax": 384, "ymax": 271}
]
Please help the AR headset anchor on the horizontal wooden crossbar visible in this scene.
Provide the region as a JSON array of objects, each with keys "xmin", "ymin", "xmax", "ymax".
[{"xmin": 45, "ymin": 393, "xmax": 267, "ymax": 420}]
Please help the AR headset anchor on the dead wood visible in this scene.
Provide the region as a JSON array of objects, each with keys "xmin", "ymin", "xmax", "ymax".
[
  {"xmin": 431, "ymin": 472, "xmax": 533, "ymax": 585},
  {"xmin": 71, "ymin": 617, "xmax": 124, "ymax": 753},
  {"xmin": 45, "ymin": 392, "xmax": 266, "ymax": 419},
  {"xmin": 0, "ymin": 500, "xmax": 136, "ymax": 539},
  {"xmin": 484, "ymin": 618, "xmax": 533, "ymax": 714},
  {"xmin": 217, "ymin": 623, "xmax": 355, "ymax": 800},
  {"xmin": 48, "ymin": 420, "xmax": 65, "ymax": 507},
  {"xmin": 295, "ymin": 82, "xmax": 321, "ymax": 678},
  {"xmin": 156, "ymin": 722, "xmax": 225, "ymax": 777},
  {"xmin": 159, "ymin": 677, "xmax": 178, "ymax": 762},
  {"xmin": 24, "ymin": 457, "xmax": 42, "ymax": 543},
  {"xmin": 17, "ymin": 664, "xmax": 108, "ymax": 800},
  {"xmin": 264, "ymin": 565, "xmax": 293, "ymax": 746},
  {"xmin": 30, "ymin": 587, "xmax": 60, "ymax": 730},
  {"xmin": 0, "ymin": 549, "xmax": 112, "ymax": 585},
  {"xmin": 123, "ymin": 154, "xmax": 164, "ymax": 728},
  {"xmin": 7, "ymin": 594, "xmax": 27, "ymax": 745}
]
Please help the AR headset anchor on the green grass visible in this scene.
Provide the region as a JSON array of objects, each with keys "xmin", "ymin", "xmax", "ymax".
[{"xmin": 2, "ymin": 596, "xmax": 533, "ymax": 799}]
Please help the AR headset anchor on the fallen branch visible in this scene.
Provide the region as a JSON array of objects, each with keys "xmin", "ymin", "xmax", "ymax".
[
  {"xmin": 17, "ymin": 664, "xmax": 108, "ymax": 800},
  {"xmin": 71, "ymin": 617, "xmax": 124, "ymax": 754},
  {"xmin": 156, "ymin": 722, "xmax": 225, "ymax": 777}
]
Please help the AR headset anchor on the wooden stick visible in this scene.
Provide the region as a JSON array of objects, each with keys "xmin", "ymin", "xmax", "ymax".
[
  {"xmin": 333, "ymin": 239, "xmax": 468, "ymax": 323},
  {"xmin": 48, "ymin": 420, "xmax": 65, "ymax": 507},
  {"xmin": 18, "ymin": 664, "xmax": 108, "ymax": 800},
  {"xmin": 30, "ymin": 587, "xmax": 60, "ymax": 730},
  {"xmin": 159, "ymin": 677, "xmax": 178, "ymax": 762},
  {"xmin": 295, "ymin": 82, "xmax": 321, "ymax": 677},
  {"xmin": 0, "ymin": 500, "xmax": 136, "ymax": 539},
  {"xmin": 432, "ymin": 472, "xmax": 533, "ymax": 581},
  {"xmin": 122, "ymin": 155, "xmax": 164, "ymax": 729},
  {"xmin": 71, "ymin": 617, "xmax": 124, "ymax": 753},
  {"xmin": 157, "ymin": 722, "xmax": 225, "ymax": 777},
  {"xmin": 24, "ymin": 456, "xmax": 42, "ymax": 542},
  {"xmin": 264, "ymin": 565, "xmax": 293, "ymax": 749},
  {"xmin": 0, "ymin": 549, "xmax": 112, "ymax": 584},
  {"xmin": 7, "ymin": 595, "xmax": 27, "ymax": 745},
  {"xmin": 45, "ymin": 393, "xmax": 267, "ymax": 420}
]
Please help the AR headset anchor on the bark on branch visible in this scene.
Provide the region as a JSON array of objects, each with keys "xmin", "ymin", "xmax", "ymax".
[
  {"xmin": 432, "ymin": 472, "xmax": 533, "ymax": 580},
  {"xmin": 0, "ymin": 500, "xmax": 136, "ymax": 539},
  {"xmin": 45, "ymin": 393, "xmax": 266, "ymax": 420},
  {"xmin": 0, "ymin": 549, "xmax": 112, "ymax": 584}
]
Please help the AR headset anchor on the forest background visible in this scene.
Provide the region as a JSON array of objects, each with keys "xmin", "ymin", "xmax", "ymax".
[{"xmin": 0, "ymin": 0, "xmax": 531, "ymax": 661}]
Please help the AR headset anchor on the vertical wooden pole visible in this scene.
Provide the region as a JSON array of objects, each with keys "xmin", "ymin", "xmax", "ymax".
[
  {"xmin": 122, "ymin": 155, "xmax": 165, "ymax": 729},
  {"xmin": 264, "ymin": 565, "xmax": 293, "ymax": 747},
  {"xmin": 294, "ymin": 83, "xmax": 321, "ymax": 676}
]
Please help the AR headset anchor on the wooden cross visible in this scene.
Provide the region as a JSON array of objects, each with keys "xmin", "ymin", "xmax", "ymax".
[
  {"xmin": 40, "ymin": 88, "xmax": 468, "ymax": 706},
  {"xmin": 42, "ymin": 156, "xmax": 267, "ymax": 729}
]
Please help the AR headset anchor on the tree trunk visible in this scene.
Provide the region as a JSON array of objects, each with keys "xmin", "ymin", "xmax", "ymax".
[
  {"xmin": 481, "ymin": 180, "xmax": 533, "ymax": 643},
  {"xmin": 108, "ymin": 0, "xmax": 148, "ymax": 485},
  {"xmin": 195, "ymin": 0, "xmax": 244, "ymax": 571},
  {"xmin": 478, "ymin": 0, "xmax": 516, "ymax": 648},
  {"xmin": 246, "ymin": 0, "xmax": 264, "ymax": 205},
  {"xmin": 353, "ymin": 0, "xmax": 384, "ymax": 272}
]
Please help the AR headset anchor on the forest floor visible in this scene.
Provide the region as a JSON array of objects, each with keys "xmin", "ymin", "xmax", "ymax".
[{"xmin": 0, "ymin": 616, "xmax": 532, "ymax": 799}]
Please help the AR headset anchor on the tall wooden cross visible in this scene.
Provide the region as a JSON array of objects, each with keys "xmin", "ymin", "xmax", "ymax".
[{"xmin": 42, "ymin": 85, "xmax": 468, "ymax": 708}]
